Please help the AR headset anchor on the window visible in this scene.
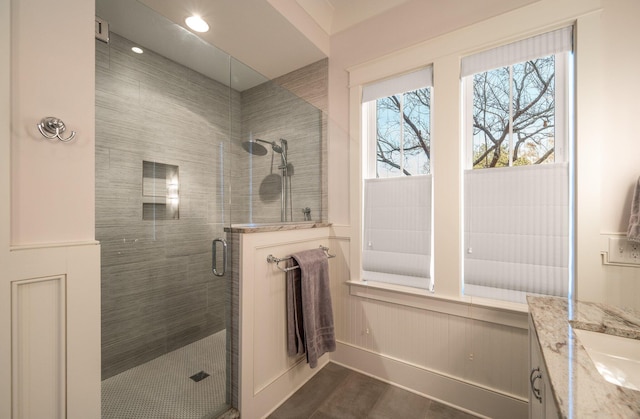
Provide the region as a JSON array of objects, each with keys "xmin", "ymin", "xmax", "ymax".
[
  {"xmin": 470, "ymin": 56, "xmax": 561, "ymax": 168},
  {"xmin": 374, "ymin": 88, "xmax": 431, "ymax": 177},
  {"xmin": 462, "ymin": 27, "xmax": 574, "ymax": 303},
  {"xmin": 361, "ymin": 68, "xmax": 433, "ymax": 290}
]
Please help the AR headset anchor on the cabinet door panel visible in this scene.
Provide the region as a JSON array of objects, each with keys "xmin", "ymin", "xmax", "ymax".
[
  {"xmin": 529, "ymin": 316, "xmax": 546, "ymax": 419},
  {"xmin": 529, "ymin": 315, "xmax": 561, "ymax": 419}
]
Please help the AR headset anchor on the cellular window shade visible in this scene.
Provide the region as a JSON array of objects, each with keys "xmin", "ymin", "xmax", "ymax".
[
  {"xmin": 363, "ymin": 175, "xmax": 432, "ymax": 289},
  {"xmin": 464, "ymin": 164, "xmax": 569, "ymax": 302},
  {"xmin": 461, "ymin": 26, "xmax": 573, "ymax": 77},
  {"xmin": 362, "ymin": 67, "xmax": 433, "ymax": 103}
]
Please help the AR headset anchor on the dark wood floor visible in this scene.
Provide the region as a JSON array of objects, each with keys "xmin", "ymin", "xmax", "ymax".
[{"xmin": 268, "ymin": 362, "xmax": 478, "ymax": 419}]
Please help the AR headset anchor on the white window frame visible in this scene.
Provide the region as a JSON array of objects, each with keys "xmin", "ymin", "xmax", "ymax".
[
  {"xmin": 364, "ymin": 88, "xmax": 433, "ymax": 178},
  {"xmin": 360, "ymin": 68, "xmax": 434, "ymax": 291},
  {"xmin": 363, "ymin": 67, "xmax": 433, "ymax": 179},
  {"xmin": 460, "ymin": 27, "xmax": 575, "ymax": 303}
]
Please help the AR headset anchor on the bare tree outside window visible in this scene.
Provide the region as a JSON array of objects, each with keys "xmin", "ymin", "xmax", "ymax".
[
  {"xmin": 375, "ymin": 88, "xmax": 431, "ymax": 177},
  {"xmin": 373, "ymin": 57, "xmax": 554, "ymax": 175},
  {"xmin": 472, "ymin": 56, "xmax": 556, "ymax": 169}
]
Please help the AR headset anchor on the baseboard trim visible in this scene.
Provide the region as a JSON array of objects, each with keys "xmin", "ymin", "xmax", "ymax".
[{"xmin": 331, "ymin": 341, "xmax": 528, "ymax": 419}]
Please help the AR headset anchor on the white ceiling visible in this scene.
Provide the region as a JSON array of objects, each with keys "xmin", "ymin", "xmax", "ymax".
[
  {"xmin": 97, "ymin": 0, "xmax": 537, "ymax": 91},
  {"xmin": 297, "ymin": 0, "xmax": 413, "ymax": 35},
  {"xmin": 97, "ymin": 0, "xmax": 328, "ymax": 91}
]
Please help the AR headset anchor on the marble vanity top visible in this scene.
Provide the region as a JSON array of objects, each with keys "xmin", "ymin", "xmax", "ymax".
[{"xmin": 527, "ymin": 296, "xmax": 640, "ymax": 418}]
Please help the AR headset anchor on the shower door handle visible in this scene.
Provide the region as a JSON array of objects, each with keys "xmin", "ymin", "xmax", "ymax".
[{"xmin": 212, "ymin": 238, "xmax": 227, "ymax": 277}]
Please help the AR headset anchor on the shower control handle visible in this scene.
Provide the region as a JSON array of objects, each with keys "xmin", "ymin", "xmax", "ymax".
[{"xmin": 212, "ymin": 238, "xmax": 227, "ymax": 277}]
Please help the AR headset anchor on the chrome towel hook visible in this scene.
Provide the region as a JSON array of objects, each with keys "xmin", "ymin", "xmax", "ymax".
[{"xmin": 37, "ymin": 117, "xmax": 76, "ymax": 142}]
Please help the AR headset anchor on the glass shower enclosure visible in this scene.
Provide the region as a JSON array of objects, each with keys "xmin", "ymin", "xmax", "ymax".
[{"xmin": 95, "ymin": 1, "xmax": 325, "ymax": 417}]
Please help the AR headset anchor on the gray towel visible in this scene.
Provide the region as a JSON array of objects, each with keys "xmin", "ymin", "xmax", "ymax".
[
  {"xmin": 628, "ymin": 176, "xmax": 640, "ymax": 242},
  {"xmin": 288, "ymin": 248, "xmax": 335, "ymax": 368},
  {"xmin": 286, "ymin": 258, "xmax": 305, "ymax": 357}
]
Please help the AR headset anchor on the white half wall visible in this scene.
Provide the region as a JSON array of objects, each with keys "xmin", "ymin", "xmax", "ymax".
[{"xmin": 239, "ymin": 227, "xmax": 333, "ymax": 418}]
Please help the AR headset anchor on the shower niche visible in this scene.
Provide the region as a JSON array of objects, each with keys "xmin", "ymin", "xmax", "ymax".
[{"xmin": 142, "ymin": 160, "xmax": 179, "ymax": 220}]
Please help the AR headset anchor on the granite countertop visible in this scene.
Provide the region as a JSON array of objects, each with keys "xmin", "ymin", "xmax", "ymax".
[
  {"xmin": 527, "ymin": 296, "xmax": 640, "ymax": 418},
  {"xmin": 224, "ymin": 221, "xmax": 331, "ymax": 234}
]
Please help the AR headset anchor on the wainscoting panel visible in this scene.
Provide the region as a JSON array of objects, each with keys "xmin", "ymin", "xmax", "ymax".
[
  {"xmin": 328, "ymin": 234, "xmax": 529, "ymax": 419},
  {"xmin": 252, "ymin": 242, "xmax": 307, "ymax": 393},
  {"xmin": 239, "ymin": 227, "xmax": 332, "ymax": 419},
  {"xmin": 12, "ymin": 276, "xmax": 66, "ymax": 419},
  {"xmin": 7, "ymin": 243, "xmax": 101, "ymax": 419}
]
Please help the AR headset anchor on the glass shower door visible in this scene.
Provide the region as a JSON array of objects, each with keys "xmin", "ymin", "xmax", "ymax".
[{"xmin": 96, "ymin": 1, "xmax": 235, "ymax": 417}]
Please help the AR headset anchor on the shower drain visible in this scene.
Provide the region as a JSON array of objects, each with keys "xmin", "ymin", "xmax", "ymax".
[{"xmin": 189, "ymin": 371, "xmax": 210, "ymax": 382}]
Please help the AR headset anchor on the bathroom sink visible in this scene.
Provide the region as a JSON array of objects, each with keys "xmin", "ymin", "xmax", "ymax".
[{"xmin": 573, "ymin": 328, "xmax": 640, "ymax": 391}]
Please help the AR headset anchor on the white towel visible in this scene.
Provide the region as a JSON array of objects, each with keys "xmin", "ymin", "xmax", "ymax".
[{"xmin": 628, "ymin": 176, "xmax": 640, "ymax": 242}]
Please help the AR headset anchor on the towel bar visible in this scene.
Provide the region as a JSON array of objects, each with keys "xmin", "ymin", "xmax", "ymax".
[{"xmin": 267, "ymin": 245, "xmax": 335, "ymax": 272}]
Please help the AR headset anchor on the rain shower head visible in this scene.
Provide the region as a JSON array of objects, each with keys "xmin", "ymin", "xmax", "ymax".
[
  {"xmin": 241, "ymin": 139, "xmax": 268, "ymax": 156},
  {"xmin": 242, "ymin": 138, "xmax": 286, "ymax": 156}
]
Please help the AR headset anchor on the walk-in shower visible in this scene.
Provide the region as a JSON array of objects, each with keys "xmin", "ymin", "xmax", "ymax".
[
  {"xmin": 242, "ymin": 138, "xmax": 293, "ymax": 222},
  {"xmin": 96, "ymin": 1, "xmax": 325, "ymax": 417}
]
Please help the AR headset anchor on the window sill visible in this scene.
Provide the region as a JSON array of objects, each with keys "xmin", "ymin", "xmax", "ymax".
[{"xmin": 346, "ymin": 280, "xmax": 529, "ymax": 329}]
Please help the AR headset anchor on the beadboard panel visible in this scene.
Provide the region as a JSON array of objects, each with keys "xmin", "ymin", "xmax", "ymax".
[
  {"xmin": 333, "ymin": 344, "xmax": 527, "ymax": 419},
  {"xmin": 239, "ymin": 228, "xmax": 332, "ymax": 419},
  {"xmin": 328, "ymin": 236, "xmax": 529, "ymax": 417},
  {"xmin": 12, "ymin": 276, "xmax": 66, "ymax": 419}
]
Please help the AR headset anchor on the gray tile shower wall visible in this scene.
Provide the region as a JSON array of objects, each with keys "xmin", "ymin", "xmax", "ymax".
[
  {"xmin": 273, "ymin": 59, "xmax": 329, "ymax": 223},
  {"xmin": 232, "ymin": 59, "xmax": 328, "ymax": 224},
  {"xmin": 97, "ymin": 32, "xmax": 327, "ymax": 379},
  {"xmin": 96, "ymin": 33, "xmax": 237, "ymax": 379}
]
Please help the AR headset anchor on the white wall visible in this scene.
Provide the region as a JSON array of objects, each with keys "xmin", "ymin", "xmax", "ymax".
[
  {"xmin": 4, "ymin": 0, "xmax": 640, "ymax": 416},
  {"xmin": 10, "ymin": 0, "xmax": 96, "ymax": 245},
  {"xmin": 0, "ymin": 0, "xmax": 11, "ymax": 413},
  {"xmin": 319, "ymin": 0, "xmax": 640, "ymax": 416},
  {"xmin": 328, "ymin": 0, "xmax": 640, "ymax": 310},
  {"xmin": 597, "ymin": 1, "xmax": 640, "ymax": 309},
  {"xmin": 2, "ymin": 0, "xmax": 101, "ymax": 417}
]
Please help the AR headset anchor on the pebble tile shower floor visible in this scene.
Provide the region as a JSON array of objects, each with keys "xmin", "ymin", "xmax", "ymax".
[{"xmin": 101, "ymin": 330, "xmax": 227, "ymax": 419}]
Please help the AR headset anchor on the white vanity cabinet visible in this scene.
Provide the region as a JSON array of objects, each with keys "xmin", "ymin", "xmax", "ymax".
[{"xmin": 529, "ymin": 316, "xmax": 559, "ymax": 419}]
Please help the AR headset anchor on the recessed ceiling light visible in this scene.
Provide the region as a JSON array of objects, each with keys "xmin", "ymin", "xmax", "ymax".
[
  {"xmin": 185, "ymin": 15, "xmax": 209, "ymax": 33},
  {"xmin": 131, "ymin": 46, "xmax": 144, "ymax": 54}
]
